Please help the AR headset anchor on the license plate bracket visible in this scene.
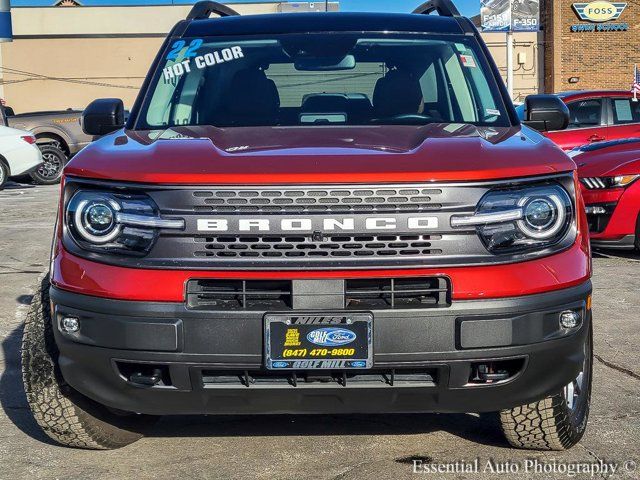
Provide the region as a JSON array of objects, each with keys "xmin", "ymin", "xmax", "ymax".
[{"xmin": 265, "ymin": 313, "xmax": 373, "ymax": 370}]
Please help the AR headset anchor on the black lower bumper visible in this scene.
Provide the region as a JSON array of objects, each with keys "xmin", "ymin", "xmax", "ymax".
[
  {"xmin": 591, "ymin": 234, "xmax": 636, "ymax": 250},
  {"xmin": 50, "ymin": 282, "xmax": 592, "ymax": 415}
]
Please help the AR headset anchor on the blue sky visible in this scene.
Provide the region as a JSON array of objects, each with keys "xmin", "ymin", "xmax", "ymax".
[
  {"xmin": 10, "ymin": 0, "xmax": 481, "ymax": 17},
  {"xmin": 342, "ymin": 0, "xmax": 478, "ymax": 16}
]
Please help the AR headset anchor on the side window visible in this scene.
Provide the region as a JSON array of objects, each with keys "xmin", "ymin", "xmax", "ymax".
[
  {"xmin": 566, "ymin": 99, "xmax": 602, "ymax": 129},
  {"xmin": 612, "ymin": 98, "xmax": 640, "ymax": 124}
]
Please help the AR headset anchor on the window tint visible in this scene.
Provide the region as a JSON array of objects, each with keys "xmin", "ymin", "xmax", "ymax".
[
  {"xmin": 566, "ymin": 99, "xmax": 602, "ymax": 128},
  {"xmin": 612, "ymin": 98, "xmax": 640, "ymax": 124}
]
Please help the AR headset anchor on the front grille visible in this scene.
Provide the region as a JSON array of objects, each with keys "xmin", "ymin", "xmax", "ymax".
[
  {"xmin": 193, "ymin": 234, "xmax": 443, "ymax": 259},
  {"xmin": 191, "ymin": 187, "xmax": 443, "ymax": 214},
  {"xmin": 201, "ymin": 368, "xmax": 438, "ymax": 388},
  {"xmin": 143, "ymin": 182, "xmax": 491, "ymax": 269},
  {"xmin": 345, "ymin": 277, "xmax": 450, "ymax": 309},
  {"xmin": 186, "ymin": 277, "xmax": 450, "ymax": 311},
  {"xmin": 187, "ymin": 280, "xmax": 293, "ymax": 310}
]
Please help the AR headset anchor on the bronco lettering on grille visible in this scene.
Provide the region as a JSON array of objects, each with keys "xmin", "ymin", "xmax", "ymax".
[{"xmin": 196, "ymin": 216, "xmax": 439, "ymax": 232}]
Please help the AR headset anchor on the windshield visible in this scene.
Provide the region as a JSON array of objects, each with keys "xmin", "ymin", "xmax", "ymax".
[{"xmin": 137, "ymin": 33, "xmax": 511, "ymax": 129}]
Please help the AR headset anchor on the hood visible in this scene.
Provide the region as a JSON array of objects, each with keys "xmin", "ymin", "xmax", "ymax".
[
  {"xmin": 65, "ymin": 124, "xmax": 574, "ymax": 184},
  {"xmin": 572, "ymin": 141, "xmax": 640, "ymax": 177}
]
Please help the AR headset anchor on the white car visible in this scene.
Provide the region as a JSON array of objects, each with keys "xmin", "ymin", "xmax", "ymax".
[{"xmin": 0, "ymin": 125, "xmax": 43, "ymax": 189}]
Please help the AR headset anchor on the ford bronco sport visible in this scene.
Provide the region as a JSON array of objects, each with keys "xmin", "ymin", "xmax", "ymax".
[{"xmin": 22, "ymin": 0, "xmax": 593, "ymax": 451}]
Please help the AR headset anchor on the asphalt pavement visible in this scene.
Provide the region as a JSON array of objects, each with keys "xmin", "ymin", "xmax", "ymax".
[{"xmin": 0, "ymin": 181, "xmax": 638, "ymax": 480}]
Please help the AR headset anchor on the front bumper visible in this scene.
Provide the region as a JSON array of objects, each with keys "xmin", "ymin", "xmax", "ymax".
[
  {"xmin": 6, "ymin": 143, "xmax": 43, "ymax": 177},
  {"xmin": 51, "ymin": 281, "xmax": 592, "ymax": 415},
  {"xmin": 582, "ymin": 183, "xmax": 640, "ymax": 249}
]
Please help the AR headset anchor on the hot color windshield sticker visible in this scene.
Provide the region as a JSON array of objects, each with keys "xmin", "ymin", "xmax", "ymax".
[
  {"xmin": 162, "ymin": 44, "xmax": 244, "ymax": 81},
  {"xmin": 166, "ymin": 39, "xmax": 204, "ymax": 61}
]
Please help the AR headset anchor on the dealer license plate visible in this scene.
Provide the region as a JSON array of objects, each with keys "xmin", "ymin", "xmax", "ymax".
[{"xmin": 265, "ymin": 313, "xmax": 373, "ymax": 370}]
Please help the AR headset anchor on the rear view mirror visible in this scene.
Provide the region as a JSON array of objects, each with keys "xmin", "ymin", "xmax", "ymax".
[
  {"xmin": 82, "ymin": 98, "xmax": 125, "ymax": 136},
  {"xmin": 522, "ymin": 95, "xmax": 569, "ymax": 132},
  {"xmin": 295, "ymin": 55, "xmax": 356, "ymax": 71}
]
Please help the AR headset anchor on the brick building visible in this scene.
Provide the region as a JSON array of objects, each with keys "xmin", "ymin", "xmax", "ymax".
[{"xmin": 543, "ymin": 0, "xmax": 639, "ymax": 92}]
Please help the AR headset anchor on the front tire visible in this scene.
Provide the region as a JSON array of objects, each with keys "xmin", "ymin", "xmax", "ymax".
[
  {"xmin": 499, "ymin": 325, "xmax": 592, "ymax": 450},
  {"xmin": 21, "ymin": 274, "xmax": 156, "ymax": 449},
  {"xmin": 29, "ymin": 146, "xmax": 67, "ymax": 185}
]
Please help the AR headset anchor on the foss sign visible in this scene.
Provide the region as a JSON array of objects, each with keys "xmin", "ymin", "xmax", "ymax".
[{"xmin": 573, "ymin": 1, "xmax": 627, "ymax": 22}]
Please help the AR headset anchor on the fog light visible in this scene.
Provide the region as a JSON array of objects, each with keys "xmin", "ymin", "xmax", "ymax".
[
  {"xmin": 585, "ymin": 206, "xmax": 607, "ymax": 215},
  {"xmin": 61, "ymin": 317, "xmax": 80, "ymax": 333},
  {"xmin": 559, "ymin": 310, "xmax": 581, "ymax": 329}
]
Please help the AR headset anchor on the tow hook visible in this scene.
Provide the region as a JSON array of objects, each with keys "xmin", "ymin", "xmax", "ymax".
[{"xmin": 129, "ymin": 368, "xmax": 164, "ymax": 386}]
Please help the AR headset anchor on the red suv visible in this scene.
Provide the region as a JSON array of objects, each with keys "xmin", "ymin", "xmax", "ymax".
[
  {"xmin": 570, "ymin": 138, "xmax": 640, "ymax": 250},
  {"xmin": 21, "ymin": 1, "xmax": 594, "ymax": 452},
  {"xmin": 517, "ymin": 91, "xmax": 640, "ymax": 150}
]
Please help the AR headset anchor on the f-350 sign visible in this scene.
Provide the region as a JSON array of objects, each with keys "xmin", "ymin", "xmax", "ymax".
[{"xmin": 481, "ymin": 0, "xmax": 540, "ymax": 32}]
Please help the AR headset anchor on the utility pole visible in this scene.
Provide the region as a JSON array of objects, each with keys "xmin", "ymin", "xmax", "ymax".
[
  {"xmin": 0, "ymin": 0, "xmax": 12, "ymax": 103},
  {"xmin": 506, "ymin": 30, "xmax": 514, "ymax": 100}
]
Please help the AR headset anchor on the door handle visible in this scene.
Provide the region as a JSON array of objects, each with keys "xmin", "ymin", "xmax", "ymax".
[{"xmin": 588, "ymin": 134, "xmax": 605, "ymax": 142}]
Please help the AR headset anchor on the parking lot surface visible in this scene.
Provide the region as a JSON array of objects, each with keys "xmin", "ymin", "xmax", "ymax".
[{"xmin": 0, "ymin": 182, "xmax": 638, "ymax": 480}]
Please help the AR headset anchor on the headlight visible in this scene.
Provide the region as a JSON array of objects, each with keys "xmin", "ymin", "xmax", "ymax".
[
  {"xmin": 74, "ymin": 197, "xmax": 120, "ymax": 244},
  {"xmin": 66, "ymin": 191, "xmax": 184, "ymax": 255},
  {"xmin": 451, "ymin": 183, "xmax": 574, "ymax": 254},
  {"xmin": 581, "ymin": 175, "xmax": 639, "ymax": 189}
]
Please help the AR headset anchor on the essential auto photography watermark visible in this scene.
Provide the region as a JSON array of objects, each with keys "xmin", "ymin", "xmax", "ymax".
[{"xmin": 411, "ymin": 458, "xmax": 638, "ymax": 477}]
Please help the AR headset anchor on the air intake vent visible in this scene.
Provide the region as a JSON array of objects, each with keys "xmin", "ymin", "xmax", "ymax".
[
  {"xmin": 345, "ymin": 277, "xmax": 450, "ymax": 309},
  {"xmin": 187, "ymin": 280, "xmax": 293, "ymax": 310},
  {"xmin": 581, "ymin": 177, "xmax": 608, "ymax": 189},
  {"xmin": 193, "ymin": 234, "xmax": 443, "ymax": 259},
  {"xmin": 201, "ymin": 368, "xmax": 438, "ymax": 388},
  {"xmin": 190, "ymin": 186, "xmax": 443, "ymax": 214}
]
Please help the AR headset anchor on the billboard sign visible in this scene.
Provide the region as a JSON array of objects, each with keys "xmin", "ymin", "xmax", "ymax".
[
  {"xmin": 481, "ymin": 0, "xmax": 511, "ymax": 31},
  {"xmin": 481, "ymin": 0, "xmax": 540, "ymax": 32}
]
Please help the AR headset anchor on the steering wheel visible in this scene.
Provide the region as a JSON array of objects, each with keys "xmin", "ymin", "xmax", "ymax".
[{"xmin": 371, "ymin": 113, "xmax": 434, "ymax": 125}]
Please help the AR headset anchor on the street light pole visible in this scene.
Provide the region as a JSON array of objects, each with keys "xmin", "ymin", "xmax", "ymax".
[{"xmin": 506, "ymin": 30, "xmax": 514, "ymax": 100}]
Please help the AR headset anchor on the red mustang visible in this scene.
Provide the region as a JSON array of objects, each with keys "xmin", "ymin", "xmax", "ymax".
[
  {"xmin": 517, "ymin": 90, "xmax": 640, "ymax": 150},
  {"xmin": 570, "ymin": 138, "xmax": 640, "ymax": 250}
]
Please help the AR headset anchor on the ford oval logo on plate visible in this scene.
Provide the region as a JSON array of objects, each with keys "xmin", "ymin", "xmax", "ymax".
[{"xmin": 307, "ymin": 328, "xmax": 356, "ymax": 347}]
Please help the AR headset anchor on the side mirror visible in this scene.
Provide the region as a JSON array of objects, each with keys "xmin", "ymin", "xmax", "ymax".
[
  {"xmin": 522, "ymin": 94, "xmax": 569, "ymax": 132},
  {"xmin": 82, "ymin": 98, "xmax": 125, "ymax": 136}
]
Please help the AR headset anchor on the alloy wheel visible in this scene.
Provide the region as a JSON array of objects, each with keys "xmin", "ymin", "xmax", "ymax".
[{"xmin": 37, "ymin": 150, "xmax": 63, "ymax": 179}]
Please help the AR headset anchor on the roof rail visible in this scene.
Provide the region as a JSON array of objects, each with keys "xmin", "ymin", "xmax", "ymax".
[
  {"xmin": 412, "ymin": 0, "xmax": 460, "ymax": 17},
  {"xmin": 187, "ymin": 1, "xmax": 240, "ymax": 21}
]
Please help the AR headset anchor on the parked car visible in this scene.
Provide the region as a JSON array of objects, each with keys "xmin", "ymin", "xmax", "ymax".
[
  {"xmin": 516, "ymin": 90, "xmax": 640, "ymax": 150},
  {"xmin": 0, "ymin": 125, "xmax": 43, "ymax": 189},
  {"xmin": 1, "ymin": 106, "xmax": 92, "ymax": 184},
  {"xmin": 22, "ymin": 0, "xmax": 593, "ymax": 452},
  {"xmin": 569, "ymin": 138, "xmax": 640, "ymax": 250}
]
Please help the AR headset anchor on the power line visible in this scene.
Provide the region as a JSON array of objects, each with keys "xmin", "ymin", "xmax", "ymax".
[{"xmin": 0, "ymin": 65, "xmax": 140, "ymax": 89}]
